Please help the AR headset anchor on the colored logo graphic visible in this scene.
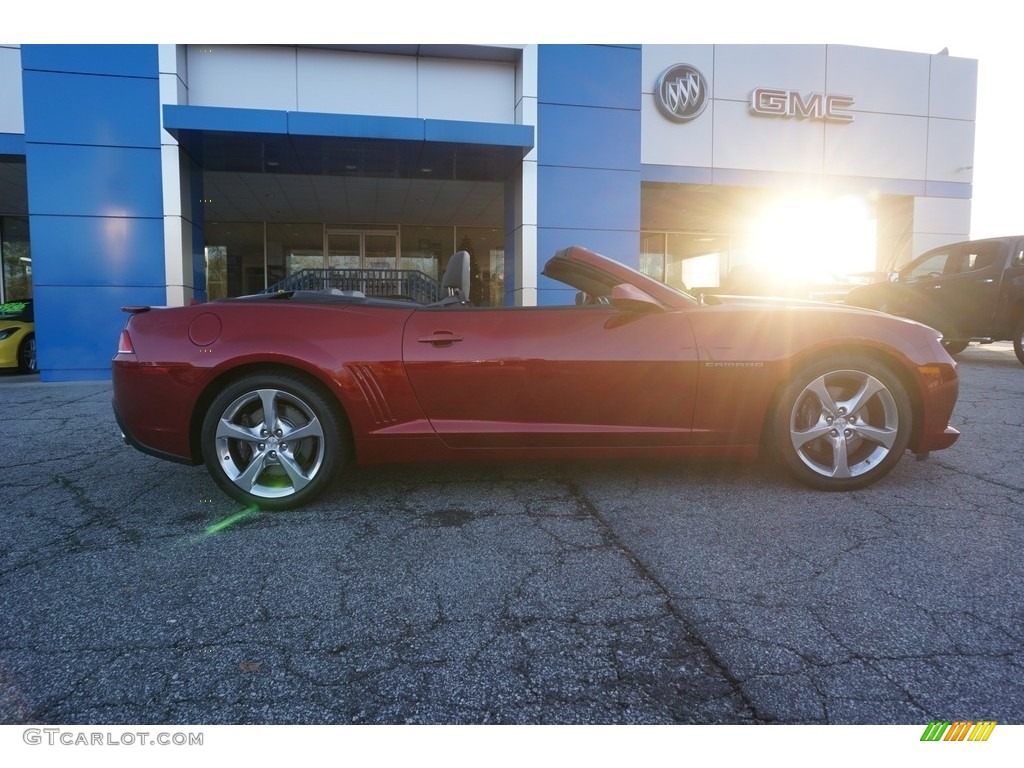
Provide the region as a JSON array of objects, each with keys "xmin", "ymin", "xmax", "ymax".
[
  {"xmin": 920, "ymin": 720, "xmax": 997, "ymax": 742},
  {"xmin": 654, "ymin": 64, "xmax": 709, "ymax": 123}
]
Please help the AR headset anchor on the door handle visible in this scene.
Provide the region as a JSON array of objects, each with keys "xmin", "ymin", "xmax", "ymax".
[
  {"xmin": 976, "ymin": 278, "xmax": 995, "ymax": 284},
  {"xmin": 418, "ymin": 332, "xmax": 464, "ymax": 347}
]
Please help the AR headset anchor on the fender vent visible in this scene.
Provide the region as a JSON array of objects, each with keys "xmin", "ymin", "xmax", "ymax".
[{"xmin": 349, "ymin": 364, "xmax": 397, "ymax": 425}]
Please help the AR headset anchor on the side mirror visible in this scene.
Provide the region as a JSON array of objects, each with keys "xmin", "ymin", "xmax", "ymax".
[
  {"xmin": 887, "ymin": 271, "xmax": 900, "ymax": 283},
  {"xmin": 611, "ymin": 283, "xmax": 663, "ymax": 312}
]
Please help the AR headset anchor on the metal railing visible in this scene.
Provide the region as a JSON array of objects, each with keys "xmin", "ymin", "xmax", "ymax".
[{"xmin": 263, "ymin": 269, "xmax": 442, "ymax": 304}]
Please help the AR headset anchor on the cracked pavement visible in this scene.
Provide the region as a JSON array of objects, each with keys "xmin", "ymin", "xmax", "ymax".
[{"xmin": 0, "ymin": 342, "xmax": 1021, "ymax": 724}]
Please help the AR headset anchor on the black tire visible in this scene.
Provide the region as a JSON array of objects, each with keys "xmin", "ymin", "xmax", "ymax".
[
  {"xmin": 772, "ymin": 355, "xmax": 912, "ymax": 491},
  {"xmin": 941, "ymin": 339, "xmax": 969, "ymax": 356},
  {"xmin": 17, "ymin": 333, "xmax": 37, "ymax": 373},
  {"xmin": 200, "ymin": 372, "xmax": 346, "ymax": 510},
  {"xmin": 1014, "ymin": 316, "xmax": 1024, "ymax": 366}
]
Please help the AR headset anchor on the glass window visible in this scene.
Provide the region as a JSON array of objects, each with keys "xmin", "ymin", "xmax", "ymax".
[
  {"xmin": 455, "ymin": 227, "xmax": 504, "ymax": 307},
  {"xmin": 1, "ymin": 216, "xmax": 31, "ymax": 302},
  {"xmin": 905, "ymin": 251, "xmax": 950, "ymax": 280},
  {"xmin": 955, "ymin": 243, "xmax": 1000, "ymax": 273},
  {"xmin": 205, "ymin": 222, "xmax": 265, "ymax": 299},
  {"xmin": 400, "ymin": 226, "xmax": 453, "ymax": 280},
  {"xmin": 667, "ymin": 234, "xmax": 725, "ymax": 290},
  {"xmin": 641, "ymin": 232, "xmax": 727, "ymax": 292},
  {"xmin": 640, "ymin": 232, "xmax": 665, "ymax": 281},
  {"xmin": 268, "ymin": 223, "xmax": 324, "ymax": 283}
]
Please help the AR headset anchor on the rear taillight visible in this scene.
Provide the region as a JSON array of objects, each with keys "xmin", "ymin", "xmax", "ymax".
[{"xmin": 117, "ymin": 330, "xmax": 136, "ymax": 356}]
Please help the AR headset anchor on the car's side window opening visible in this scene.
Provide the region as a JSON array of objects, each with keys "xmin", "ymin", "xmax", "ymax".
[{"xmin": 954, "ymin": 243, "xmax": 1000, "ymax": 274}]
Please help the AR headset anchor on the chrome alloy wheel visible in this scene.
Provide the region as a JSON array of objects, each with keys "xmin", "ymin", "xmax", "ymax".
[
  {"xmin": 214, "ymin": 387, "xmax": 327, "ymax": 499},
  {"xmin": 788, "ymin": 369, "xmax": 901, "ymax": 480}
]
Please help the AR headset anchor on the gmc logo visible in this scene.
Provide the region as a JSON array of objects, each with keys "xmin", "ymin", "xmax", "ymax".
[{"xmin": 750, "ymin": 88, "xmax": 855, "ymax": 122}]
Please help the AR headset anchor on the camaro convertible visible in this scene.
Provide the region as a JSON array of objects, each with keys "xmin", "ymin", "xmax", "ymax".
[{"xmin": 112, "ymin": 246, "xmax": 960, "ymax": 510}]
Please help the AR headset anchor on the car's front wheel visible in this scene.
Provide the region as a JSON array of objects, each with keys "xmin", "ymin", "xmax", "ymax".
[
  {"xmin": 17, "ymin": 333, "xmax": 36, "ymax": 373},
  {"xmin": 772, "ymin": 356, "xmax": 912, "ymax": 491},
  {"xmin": 201, "ymin": 372, "xmax": 346, "ymax": 510}
]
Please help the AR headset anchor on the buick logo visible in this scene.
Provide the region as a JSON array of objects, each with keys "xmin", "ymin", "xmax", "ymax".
[{"xmin": 655, "ymin": 64, "xmax": 708, "ymax": 123}]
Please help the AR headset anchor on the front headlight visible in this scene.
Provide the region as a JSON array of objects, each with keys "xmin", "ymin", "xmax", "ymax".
[{"xmin": 0, "ymin": 327, "xmax": 18, "ymax": 340}]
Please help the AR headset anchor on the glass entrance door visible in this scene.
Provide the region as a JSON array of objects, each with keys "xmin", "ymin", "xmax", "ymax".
[
  {"xmin": 364, "ymin": 234, "xmax": 397, "ymax": 270},
  {"xmin": 326, "ymin": 230, "xmax": 398, "ymax": 270},
  {"xmin": 327, "ymin": 232, "xmax": 360, "ymax": 270}
]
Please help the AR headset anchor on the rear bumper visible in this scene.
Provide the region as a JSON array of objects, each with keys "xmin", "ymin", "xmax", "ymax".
[
  {"xmin": 113, "ymin": 398, "xmax": 199, "ymax": 466},
  {"xmin": 111, "ymin": 360, "xmax": 204, "ymax": 465}
]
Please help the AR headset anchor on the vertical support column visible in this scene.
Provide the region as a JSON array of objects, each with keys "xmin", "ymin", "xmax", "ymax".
[
  {"xmin": 535, "ymin": 44, "xmax": 642, "ymax": 305},
  {"xmin": 159, "ymin": 44, "xmax": 206, "ymax": 305},
  {"xmin": 22, "ymin": 44, "xmax": 164, "ymax": 381},
  {"xmin": 506, "ymin": 45, "xmax": 538, "ymax": 307}
]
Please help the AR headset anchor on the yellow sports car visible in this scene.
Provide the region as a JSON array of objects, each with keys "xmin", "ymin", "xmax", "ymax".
[{"xmin": 0, "ymin": 299, "xmax": 36, "ymax": 373}]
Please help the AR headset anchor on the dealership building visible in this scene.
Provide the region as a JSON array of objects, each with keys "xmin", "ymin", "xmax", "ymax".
[{"xmin": 0, "ymin": 44, "xmax": 977, "ymax": 381}]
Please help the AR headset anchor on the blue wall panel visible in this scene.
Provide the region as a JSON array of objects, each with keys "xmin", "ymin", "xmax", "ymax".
[
  {"xmin": 0, "ymin": 132, "xmax": 25, "ymax": 155},
  {"xmin": 538, "ymin": 103, "xmax": 639, "ymax": 170},
  {"xmin": 26, "ymin": 144, "xmax": 163, "ymax": 217},
  {"xmin": 30, "ymin": 215, "xmax": 166, "ymax": 287},
  {"xmin": 23, "ymin": 44, "xmax": 162, "ymax": 381},
  {"xmin": 20, "ymin": 44, "xmax": 158, "ymax": 78},
  {"xmin": 34, "ymin": 284, "xmax": 166, "ymax": 381},
  {"xmin": 537, "ymin": 166, "xmax": 640, "ymax": 231},
  {"xmin": 538, "ymin": 45, "xmax": 641, "ymax": 110},
  {"xmin": 164, "ymin": 104, "xmax": 288, "ymax": 134},
  {"xmin": 22, "ymin": 71, "xmax": 160, "ymax": 148},
  {"xmin": 536, "ymin": 44, "xmax": 642, "ymax": 296}
]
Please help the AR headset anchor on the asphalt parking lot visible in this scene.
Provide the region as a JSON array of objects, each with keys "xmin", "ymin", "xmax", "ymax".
[{"xmin": 1, "ymin": 343, "xmax": 1022, "ymax": 726}]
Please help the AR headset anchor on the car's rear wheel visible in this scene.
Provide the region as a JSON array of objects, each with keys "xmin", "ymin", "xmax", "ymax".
[
  {"xmin": 1013, "ymin": 316, "xmax": 1024, "ymax": 366},
  {"xmin": 17, "ymin": 333, "xmax": 36, "ymax": 373},
  {"xmin": 201, "ymin": 372, "xmax": 346, "ymax": 510},
  {"xmin": 772, "ymin": 356, "xmax": 912, "ymax": 491}
]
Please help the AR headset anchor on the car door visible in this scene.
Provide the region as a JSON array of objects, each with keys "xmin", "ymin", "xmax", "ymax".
[
  {"xmin": 901, "ymin": 240, "xmax": 1003, "ymax": 335},
  {"xmin": 401, "ymin": 304, "xmax": 700, "ymax": 449}
]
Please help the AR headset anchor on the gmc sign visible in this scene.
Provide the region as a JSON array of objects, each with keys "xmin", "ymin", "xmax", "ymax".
[{"xmin": 750, "ymin": 88, "xmax": 855, "ymax": 122}]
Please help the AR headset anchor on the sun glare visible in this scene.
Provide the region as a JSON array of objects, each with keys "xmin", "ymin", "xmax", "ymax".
[{"xmin": 748, "ymin": 195, "xmax": 876, "ymax": 280}]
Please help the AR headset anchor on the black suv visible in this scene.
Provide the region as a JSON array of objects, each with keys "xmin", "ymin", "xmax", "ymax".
[{"xmin": 845, "ymin": 236, "xmax": 1024, "ymax": 365}]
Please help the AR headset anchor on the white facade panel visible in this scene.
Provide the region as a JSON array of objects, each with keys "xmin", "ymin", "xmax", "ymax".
[
  {"xmin": 418, "ymin": 58, "xmax": 515, "ymax": 123},
  {"xmin": 713, "ymin": 45, "xmax": 826, "ymax": 101},
  {"xmin": 929, "ymin": 54, "xmax": 978, "ymax": 121},
  {"xmin": 714, "ymin": 100, "xmax": 825, "ymax": 174},
  {"xmin": 927, "ymin": 118, "xmax": 976, "ymax": 183},
  {"xmin": 641, "ymin": 45, "xmax": 714, "ymax": 168},
  {"xmin": 187, "ymin": 45, "xmax": 298, "ymax": 110},
  {"xmin": 826, "ymin": 46, "xmax": 930, "ymax": 116},
  {"xmin": 296, "ymin": 49, "xmax": 418, "ymax": 118},
  {"xmin": 185, "ymin": 46, "xmax": 516, "ymax": 123},
  {"xmin": 0, "ymin": 45, "xmax": 24, "ymax": 134},
  {"xmin": 823, "ymin": 111, "xmax": 928, "ymax": 180},
  {"xmin": 913, "ymin": 196, "xmax": 972, "ymax": 236},
  {"xmin": 642, "ymin": 100, "xmax": 713, "ymax": 168}
]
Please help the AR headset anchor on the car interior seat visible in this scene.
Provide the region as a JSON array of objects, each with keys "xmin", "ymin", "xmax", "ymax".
[{"xmin": 433, "ymin": 250, "xmax": 472, "ymax": 306}]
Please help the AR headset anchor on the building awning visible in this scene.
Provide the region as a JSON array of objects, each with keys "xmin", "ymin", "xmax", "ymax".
[{"xmin": 163, "ymin": 105, "xmax": 534, "ymax": 181}]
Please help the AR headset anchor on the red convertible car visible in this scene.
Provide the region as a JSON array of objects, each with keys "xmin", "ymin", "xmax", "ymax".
[{"xmin": 112, "ymin": 246, "xmax": 960, "ymax": 510}]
